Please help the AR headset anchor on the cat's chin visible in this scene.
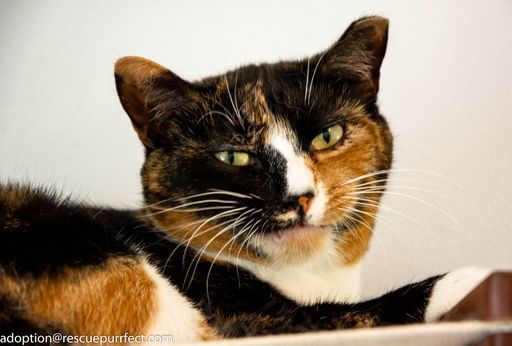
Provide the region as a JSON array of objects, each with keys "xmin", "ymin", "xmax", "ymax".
[
  {"xmin": 269, "ymin": 225, "xmax": 327, "ymax": 243},
  {"xmin": 252, "ymin": 224, "xmax": 333, "ymax": 265}
]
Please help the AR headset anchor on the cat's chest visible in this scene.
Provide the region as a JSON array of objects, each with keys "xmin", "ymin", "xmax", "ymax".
[{"xmin": 237, "ymin": 254, "xmax": 362, "ymax": 305}]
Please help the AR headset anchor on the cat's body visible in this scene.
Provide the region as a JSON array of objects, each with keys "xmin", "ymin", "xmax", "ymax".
[{"xmin": 0, "ymin": 17, "xmax": 491, "ymax": 343}]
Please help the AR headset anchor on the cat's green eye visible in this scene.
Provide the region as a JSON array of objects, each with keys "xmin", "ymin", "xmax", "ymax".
[
  {"xmin": 311, "ymin": 124, "xmax": 344, "ymax": 151},
  {"xmin": 214, "ymin": 151, "xmax": 251, "ymax": 166}
]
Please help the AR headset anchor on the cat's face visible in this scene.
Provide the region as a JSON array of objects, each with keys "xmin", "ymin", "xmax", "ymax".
[{"xmin": 115, "ymin": 17, "xmax": 392, "ymax": 267}]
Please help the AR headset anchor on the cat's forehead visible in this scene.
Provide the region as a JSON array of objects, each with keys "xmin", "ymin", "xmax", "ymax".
[{"xmin": 196, "ymin": 63, "xmax": 364, "ymax": 146}]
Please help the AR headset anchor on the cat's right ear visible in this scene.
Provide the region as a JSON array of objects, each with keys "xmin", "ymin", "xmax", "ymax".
[
  {"xmin": 114, "ymin": 56, "xmax": 198, "ymax": 149},
  {"xmin": 319, "ymin": 16, "xmax": 389, "ymax": 101}
]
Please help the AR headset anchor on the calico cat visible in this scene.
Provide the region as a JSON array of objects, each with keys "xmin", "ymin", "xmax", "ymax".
[{"xmin": 0, "ymin": 16, "xmax": 491, "ymax": 343}]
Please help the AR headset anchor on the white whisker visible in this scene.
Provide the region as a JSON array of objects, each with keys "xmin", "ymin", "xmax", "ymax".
[
  {"xmin": 337, "ymin": 168, "xmax": 461, "ymax": 188},
  {"xmin": 198, "ymin": 110, "xmax": 236, "ymax": 126},
  {"xmin": 205, "ymin": 215, "xmax": 258, "ymax": 304},
  {"xmin": 185, "ymin": 215, "xmax": 248, "ymax": 292},
  {"xmin": 352, "ymin": 177, "xmax": 439, "ymax": 189},
  {"xmin": 179, "ymin": 207, "xmax": 248, "ymax": 264},
  {"xmin": 348, "ymin": 190, "xmax": 461, "ymax": 227},
  {"xmin": 304, "ymin": 57, "xmax": 310, "ymax": 103},
  {"xmin": 352, "ymin": 184, "xmax": 442, "ymax": 197},
  {"xmin": 341, "ymin": 196, "xmax": 434, "ymax": 236},
  {"xmin": 307, "ymin": 50, "xmax": 328, "ymax": 103},
  {"xmin": 225, "ymin": 75, "xmax": 245, "ymax": 130}
]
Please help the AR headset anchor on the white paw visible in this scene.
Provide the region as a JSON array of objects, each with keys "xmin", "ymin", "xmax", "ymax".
[{"xmin": 424, "ymin": 267, "xmax": 492, "ymax": 322}]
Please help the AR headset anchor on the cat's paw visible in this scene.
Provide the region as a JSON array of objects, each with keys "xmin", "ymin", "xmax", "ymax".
[{"xmin": 424, "ymin": 267, "xmax": 492, "ymax": 322}]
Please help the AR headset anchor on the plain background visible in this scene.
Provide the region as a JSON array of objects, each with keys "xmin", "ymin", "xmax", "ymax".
[{"xmin": 1, "ymin": 0, "xmax": 511, "ymax": 296}]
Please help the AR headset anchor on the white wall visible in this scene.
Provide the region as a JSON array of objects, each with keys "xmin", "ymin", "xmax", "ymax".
[{"xmin": 1, "ymin": 0, "xmax": 511, "ymax": 295}]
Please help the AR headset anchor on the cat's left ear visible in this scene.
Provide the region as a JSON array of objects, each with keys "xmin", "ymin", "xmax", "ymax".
[
  {"xmin": 320, "ymin": 16, "xmax": 389, "ymax": 100},
  {"xmin": 114, "ymin": 56, "xmax": 201, "ymax": 149}
]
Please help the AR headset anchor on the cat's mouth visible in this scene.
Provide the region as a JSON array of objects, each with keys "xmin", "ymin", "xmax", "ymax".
[{"xmin": 269, "ymin": 224, "xmax": 327, "ymax": 243}]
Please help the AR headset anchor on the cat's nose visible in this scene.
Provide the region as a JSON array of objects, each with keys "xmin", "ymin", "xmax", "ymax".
[{"xmin": 284, "ymin": 191, "xmax": 315, "ymax": 215}]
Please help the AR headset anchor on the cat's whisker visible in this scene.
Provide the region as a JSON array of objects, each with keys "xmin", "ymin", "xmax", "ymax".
[
  {"xmin": 211, "ymin": 96, "xmax": 239, "ymax": 128},
  {"xmin": 181, "ymin": 207, "xmax": 248, "ymax": 260},
  {"xmin": 352, "ymin": 177, "xmax": 439, "ymax": 189},
  {"xmin": 232, "ymin": 210, "xmax": 263, "ymax": 283},
  {"xmin": 160, "ymin": 218, "xmax": 224, "ymax": 273},
  {"xmin": 337, "ymin": 205, "xmax": 407, "ymax": 258},
  {"xmin": 348, "ymin": 190, "xmax": 461, "ymax": 228},
  {"xmin": 238, "ymin": 219, "xmax": 264, "ymax": 276},
  {"xmin": 180, "ymin": 214, "xmax": 246, "ymax": 289},
  {"xmin": 230, "ymin": 218, "xmax": 256, "ymax": 258},
  {"xmin": 143, "ymin": 190, "xmax": 248, "ymax": 211},
  {"xmin": 143, "ymin": 197, "xmax": 239, "ymax": 212},
  {"xmin": 341, "ymin": 196, "xmax": 434, "ymax": 236},
  {"xmin": 224, "ymin": 75, "xmax": 245, "ymax": 130},
  {"xmin": 233, "ymin": 72, "xmax": 245, "ymax": 130},
  {"xmin": 231, "ymin": 218, "xmax": 257, "ymax": 286},
  {"xmin": 184, "ymin": 214, "xmax": 248, "ymax": 292},
  {"xmin": 337, "ymin": 205, "xmax": 409, "ymax": 244},
  {"xmin": 336, "ymin": 168, "xmax": 460, "ymax": 189},
  {"xmin": 334, "ymin": 169, "xmax": 396, "ymax": 188},
  {"xmin": 208, "ymin": 188, "xmax": 261, "ymax": 200},
  {"xmin": 339, "ymin": 194, "xmax": 438, "ymax": 243},
  {"xmin": 229, "ymin": 209, "xmax": 262, "ymax": 256},
  {"xmin": 338, "ymin": 207, "xmax": 374, "ymax": 233},
  {"xmin": 174, "ymin": 208, "xmax": 247, "ymax": 267},
  {"xmin": 352, "ymin": 184, "xmax": 443, "ymax": 197},
  {"xmin": 146, "ymin": 206, "xmax": 236, "ymax": 217},
  {"xmin": 183, "ymin": 208, "xmax": 249, "ymax": 252},
  {"xmin": 142, "ymin": 196, "xmax": 179, "ymax": 210},
  {"xmin": 205, "ymin": 216, "xmax": 259, "ymax": 305},
  {"xmin": 164, "ymin": 216, "xmax": 239, "ymax": 271},
  {"xmin": 198, "ymin": 110, "xmax": 236, "ymax": 127},
  {"xmin": 144, "ymin": 202, "xmax": 239, "ymax": 218},
  {"xmin": 306, "ymin": 50, "xmax": 328, "ymax": 104},
  {"xmin": 172, "ymin": 189, "xmax": 257, "ymax": 202},
  {"xmin": 337, "ymin": 209, "xmax": 372, "ymax": 252},
  {"xmin": 304, "ymin": 57, "xmax": 311, "ymax": 103}
]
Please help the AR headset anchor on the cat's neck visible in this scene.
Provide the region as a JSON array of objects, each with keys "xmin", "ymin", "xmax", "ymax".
[{"xmin": 227, "ymin": 237, "xmax": 362, "ymax": 305}]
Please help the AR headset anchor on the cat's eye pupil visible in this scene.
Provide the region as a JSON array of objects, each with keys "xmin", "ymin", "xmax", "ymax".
[
  {"xmin": 322, "ymin": 131, "xmax": 331, "ymax": 143},
  {"xmin": 311, "ymin": 124, "xmax": 343, "ymax": 151},
  {"xmin": 214, "ymin": 151, "xmax": 251, "ymax": 166},
  {"xmin": 227, "ymin": 151, "xmax": 235, "ymax": 164}
]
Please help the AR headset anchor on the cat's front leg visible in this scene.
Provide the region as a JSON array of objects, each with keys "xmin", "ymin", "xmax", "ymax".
[
  {"xmin": 210, "ymin": 267, "xmax": 492, "ymax": 337},
  {"xmin": 292, "ymin": 267, "xmax": 493, "ymax": 332},
  {"xmin": 423, "ymin": 267, "xmax": 492, "ymax": 322},
  {"xmin": 351, "ymin": 266, "xmax": 492, "ymax": 325}
]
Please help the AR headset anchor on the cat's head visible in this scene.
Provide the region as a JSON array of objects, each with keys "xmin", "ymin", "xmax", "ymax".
[{"xmin": 114, "ymin": 17, "xmax": 392, "ymax": 268}]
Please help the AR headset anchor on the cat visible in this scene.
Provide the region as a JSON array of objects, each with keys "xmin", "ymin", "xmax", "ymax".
[{"xmin": 0, "ymin": 16, "xmax": 491, "ymax": 343}]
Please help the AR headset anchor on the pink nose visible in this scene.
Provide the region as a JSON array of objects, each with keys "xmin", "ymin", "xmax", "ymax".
[{"xmin": 298, "ymin": 195, "xmax": 313, "ymax": 214}]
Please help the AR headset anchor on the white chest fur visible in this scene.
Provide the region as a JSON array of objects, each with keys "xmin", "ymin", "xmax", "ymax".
[
  {"xmin": 236, "ymin": 249, "xmax": 362, "ymax": 305},
  {"xmin": 254, "ymin": 261, "xmax": 361, "ymax": 305}
]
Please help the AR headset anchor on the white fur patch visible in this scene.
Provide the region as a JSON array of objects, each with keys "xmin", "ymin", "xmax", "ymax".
[
  {"xmin": 307, "ymin": 182, "xmax": 328, "ymax": 225},
  {"xmin": 270, "ymin": 132, "xmax": 315, "ymax": 196},
  {"xmin": 424, "ymin": 267, "xmax": 492, "ymax": 322},
  {"xmin": 143, "ymin": 262, "xmax": 213, "ymax": 343},
  {"xmin": 237, "ymin": 234, "xmax": 362, "ymax": 305}
]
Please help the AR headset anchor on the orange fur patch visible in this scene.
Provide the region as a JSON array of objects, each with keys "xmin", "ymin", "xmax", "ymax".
[
  {"xmin": 0, "ymin": 257, "xmax": 157, "ymax": 336},
  {"xmin": 115, "ymin": 56, "xmax": 169, "ymax": 88},
  {"xmin": 0, "ymin": 184, "xmax": 32, "ymax": 211},
  {"xmin": 312, "ymin": 112, "xmax": 390, "ymax": 265},
  {"xmin": 150, "ymin": 208, "xmax": 263, "ymax": 264}
]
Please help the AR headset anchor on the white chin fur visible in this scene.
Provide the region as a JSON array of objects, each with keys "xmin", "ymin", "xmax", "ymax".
[
  {"xmin": 307, "ymin": 182, "xmax": 328, "ymax": 225},
  {"xmin": 424, "ymin": 267, "xmax": 492, "ymax": 322}
]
